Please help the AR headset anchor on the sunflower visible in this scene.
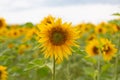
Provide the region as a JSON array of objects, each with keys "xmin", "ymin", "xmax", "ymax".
[
  {"xmin": 18, "ymin": 27, "xmax": 27, "ymax": 34},
  {"xmin": 116, "ymin": 25, "xmax": 120, "ymax": 32},
  {"xmin": 23, "ymin": 28, "xmax": 37, "ymax": 42},
  {"xmin": 75, "ymin": 23, "xmax": 87, "ymax": 37},
  {"xmin": 86, "ymin": 34, "xmax": 96, "ymax": 43},
  {"xmin": 18, "ymin": 44, "xmax": 31, "ymax": 55},
  {"xmin": 106, "ymin": 23, "xmax": 118, "ymax": 33},
  {"xmin": 101, "ymin": 39, "xmax": 117, "ymax": 61},
  {"xmin": 95, "ymin": 25, "xmax": 106, "ymax": 34},
  {"xmin": 0, "ymin": 66, "xmax": 7, "ymax": 80},
  {"xmin": 41, "ymin": 15, "xmax": 55, "ymax": 25},
  {"xmin": 37, "ymin": 17, "xmax": 79, "ymax": 63},
  {"xmin": 85, "ymin": 39, "xmax": 100, "ymax": 56},
  {"xmin": 0, "ymin": 18, "xmax": 6, "ymax": 29},
  {"xmin": 7, "ymin": 28, "xmax": 21, "ymax": 38},
  {"xmin": 8, "ymin": 43, "xmax": 14, "ymax": 49},
  {"xmin": 0, "ymin": 28, "xmax": 8, "ymax": 36}
]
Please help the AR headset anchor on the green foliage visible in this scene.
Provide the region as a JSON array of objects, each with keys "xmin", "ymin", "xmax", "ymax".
[
  {"xmin": 0, "ymin": 18, "xmax": 120, "ymax": 80},
  {"xmin": 112, "ymin": 13, "xmax": 120, "ymax": 16}
]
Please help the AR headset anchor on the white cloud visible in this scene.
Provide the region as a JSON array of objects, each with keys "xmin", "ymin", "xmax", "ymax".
[
  {"xmin": 0, "ymin": 0, "xmax": 120, "ymax": 12},
  {"xmin": 11, "ymin": 0, "xmax": 31, "ymax": 8},
  {"xmin": 0, "ymin": 0, "xmax": 47, "ymax": 11},
  {"xmin": 0, "ymin": 0, "xmax": 119, "ymax": 24},
  {"xmin": 0, "ymin": 4, "xmax": 119, "ymax": 25}
]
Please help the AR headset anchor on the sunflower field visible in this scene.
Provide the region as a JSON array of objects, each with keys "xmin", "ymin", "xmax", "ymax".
[{"xmin": 0, "ymin": 14, "xmax": 120, "ymax": 80}]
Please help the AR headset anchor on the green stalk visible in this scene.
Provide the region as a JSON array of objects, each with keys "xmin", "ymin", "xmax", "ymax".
[
  {"xmin": 115, "ymin": 54, "xmax": 118, "ymax": 80},
  {"xmin": 114, "ymin": 34, "xmax": 120, "ymax": 80},
  {"xmin": 52, "ymin": 56, "xmax": 56, "ymax": 80},
  {"xmin": 97, "ymin": 53, "xmax": 101, "ymax": 80},
  {"xmin": 66, "ymin": 60, "xmax": 71, "ymax": 80}
]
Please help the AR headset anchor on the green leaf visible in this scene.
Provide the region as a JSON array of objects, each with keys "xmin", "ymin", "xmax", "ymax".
[
  {"xmin": 83, "ymin": 67, "xmax": 95, "ymax": 77},
  {"xmin": 37, "ymin": 65, "xmax": 51, "ymax": 77},
  {"xmin": 72, "ymin": 46, "xmax": 86, "ymax": 55},
  {"xmin": 84, "ymin": 57, "xmax": 97, "ymax": 64},
  {"xmin": 112, "ymin": 13, "xmax": 120, "ymax": 16},
  {"xmin": 101, "ymin": 64, "xmax": 112, "ymax": 72},
  {"xmin": 24, "ymin": 64, "xmax": 37, "ymax": 71},
  {"xmin": 24, "ymin": 58, "xmax": 45, "ymax": 71},
  {"xmin": 30, "ymin": 58, "xmax": 45, "ymax": 66},
  {"xmin": 24, "ymin": 22, "xmax": 34, "ymax": 27}
]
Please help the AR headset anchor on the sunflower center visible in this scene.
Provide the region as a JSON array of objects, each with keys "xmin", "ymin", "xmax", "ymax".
[
  {"xmin": 53, "ymin": 32, "xmax": 64, "ymax": 42},
  {"xmin": 88, "ymin": 36, "xmax": 94, "ymax": 41},
  {"xmin": 50, "ymin": 27, "xmax": 67, "ymax": 46},
  {"xmin": 98, "ymin": 28, "xmax": 102, "ymax": 33},
  {"xmin": 47, "ymin": 20, "xmax": 51, "ymax": 24},
  {"xmin": 0, "ymin": 20, "xmax": 3, "ymax": 28},
  {"xmin": 103, "ymin": 45, "xmax": 111, "ymax": 53},
  {"xmin": 14, "ymin": 32, "xmax": 17, "ymax": 36},
  {"xmin": 93, "ymin": 46, "xmax": 99, "ymax": 55},
  {"xmin": 117, "ymin": 26, "xmax": 120, "ymax": 31}
]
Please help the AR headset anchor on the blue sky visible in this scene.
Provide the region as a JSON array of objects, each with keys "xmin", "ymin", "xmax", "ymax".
[
  {"xmin": 0, "ymin": 0, "xmax": 120, "ymax": 10},
  {"xmin": 43, "ymin": 0, "xmax": 120, "ymax": 6},
  {"xmin": 0, "ymin": 0, "xmax": 120, "ymax": 24}
]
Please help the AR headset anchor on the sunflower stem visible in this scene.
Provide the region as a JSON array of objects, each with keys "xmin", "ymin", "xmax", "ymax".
[
  {"xmin": 52, "ymin": 56, "xmax": 56, "ymax": 80},
  {"xmin": 114, "ymin": 33, "xmax": 120, "ymax": 80},
  {"xmin": 66, "ymin": 60, "xmax": 71, "ymax": 80},
  {"xmin": 97, "ymin": 54, "xmax": 101, "ymax": 80},
  {"xmin": 97, "ymin": 48, "xmax": 102, "ymax": 80},
  {"xmin": 115, "ymin": 54, "xmax": 118, "ymax": 80}
]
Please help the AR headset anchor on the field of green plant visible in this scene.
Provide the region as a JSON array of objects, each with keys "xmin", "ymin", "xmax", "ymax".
[{"xmin": 0, "ymin": 14, "xmax": 120, "ymax": 80}]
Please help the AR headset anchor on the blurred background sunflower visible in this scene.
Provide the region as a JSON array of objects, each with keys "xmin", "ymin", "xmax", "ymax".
[{"xmin": 0, "ymin": 66, "xmax": 7, "ymax": 80}]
